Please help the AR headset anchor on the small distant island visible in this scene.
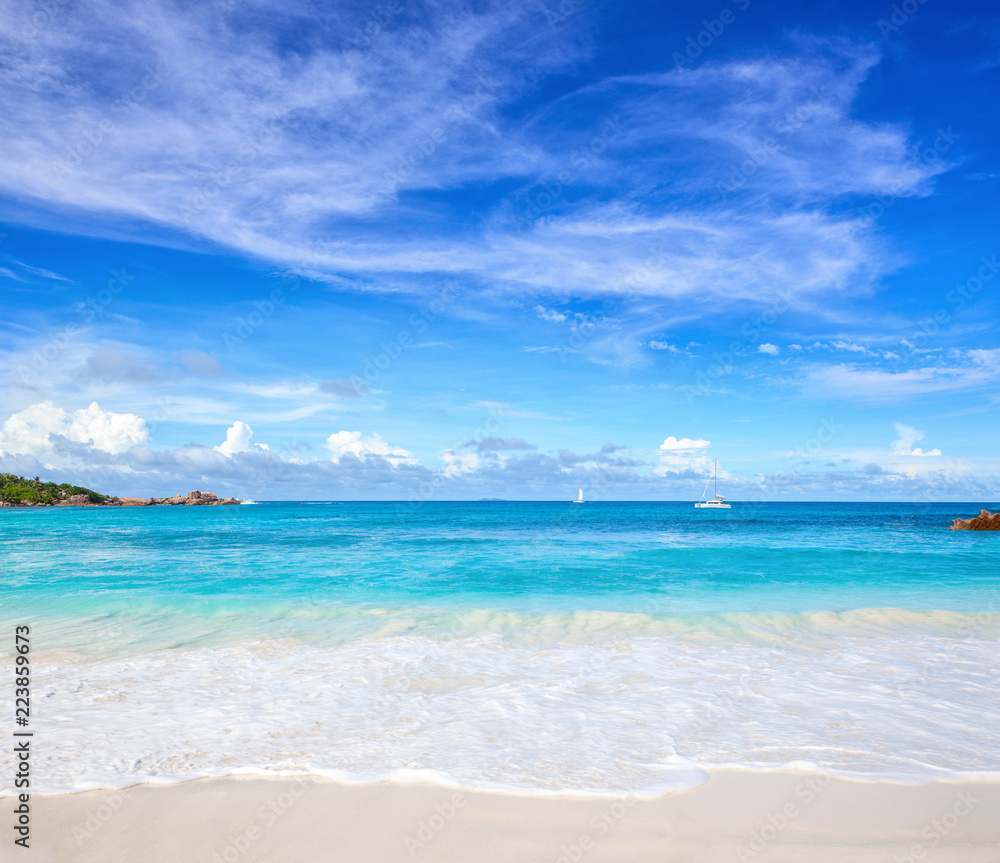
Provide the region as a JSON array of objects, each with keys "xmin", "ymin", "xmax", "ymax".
[
  {"xmin": 0, "ymin": 474, "xmax": 241, "ymax": 507},
  {"xmin": 950, "ymin": 509, "xmax": 1000, "ymax": 531}
]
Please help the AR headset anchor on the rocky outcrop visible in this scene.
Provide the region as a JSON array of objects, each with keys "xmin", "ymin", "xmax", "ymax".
[
  {"xmin": 0, "ymin": 473, "xmax": 242, "ymax": 507},
  {"xmin": 55, "ymin": 494, "xmax": 99, "ymax": 506},
  {"xmin": 950, "ymin": 509, "xmax": 1000, "ymax": 531},
  {"xmin": 157, "ymin": 490, "xmax": 240, "ymax": 506},
  {"xmin": 45, "ymin": 491, "xmax": 241, "ymax": 507}
]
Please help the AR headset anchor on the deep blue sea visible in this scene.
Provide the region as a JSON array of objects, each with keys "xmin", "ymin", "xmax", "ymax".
[{"xmin": 2, "ymin": 501, "xmax": 999, "ymax": 796}]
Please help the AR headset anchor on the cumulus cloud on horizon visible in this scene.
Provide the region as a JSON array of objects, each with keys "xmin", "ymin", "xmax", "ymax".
[
  {"xmin": 656, "ymin": 436, "xmax": 715, "ymax": 476},
  {"xmin": 215, "ymin": 421, "xmax": 270, "ymax": 456},
  {"xmin": 0, "ymin": 401, "xmax": 149, "ymax": 458},
  {"xmin": 0, "ymin": 403, "xmax": 988, "ymax": 502},
  {"xmin": 890, "ymin": 423, "xmax": 941, "ymax": 457},
  {"xmin": 326, "ymin": 430, "xmax": 417, "ymax": 467}
]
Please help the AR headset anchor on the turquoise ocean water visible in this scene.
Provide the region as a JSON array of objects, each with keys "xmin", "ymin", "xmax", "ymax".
[{"xmin": 2, "ymin": 501, "xmax": 1000, "ymax": 796}]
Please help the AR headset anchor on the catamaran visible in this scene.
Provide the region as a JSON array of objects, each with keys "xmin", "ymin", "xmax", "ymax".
[
  {"xmin": 695, "ymin": 459, "xmax": 730, "ymax": 509},
  {"xmin": 573, "ymin": 488, "xmax": 585, "ymax": 503}
]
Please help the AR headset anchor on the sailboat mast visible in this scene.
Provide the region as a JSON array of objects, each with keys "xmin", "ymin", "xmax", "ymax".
[{"xmin": 714, "ymin": 458, "xmax": 717, "ymax": 497}]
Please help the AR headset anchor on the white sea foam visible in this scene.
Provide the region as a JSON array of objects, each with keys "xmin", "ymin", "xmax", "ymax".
[
  {"xmin": 6, "ymin": 629, "xmax": 1000, "ymax": 797},
  {"xmin": 22, "ymin": 604, "xmax": 1000, "ymax": 660}
]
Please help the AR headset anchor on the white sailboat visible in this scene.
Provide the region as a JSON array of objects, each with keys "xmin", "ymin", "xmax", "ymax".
[
  {"xmin": 573, "ymin": 488, "xmax": 585, "ymax": 503},
  {"xmin": 695, "ymin": 459, "xmax": 730, "ymax": 509}
]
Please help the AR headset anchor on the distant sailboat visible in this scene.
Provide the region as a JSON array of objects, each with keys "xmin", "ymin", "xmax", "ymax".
[
  {"xmin": 695, "ymin": 459, "xmax": 730, "ymax": 509},
  {"xmin": 573, "ymin": 488, "xmax": 585, "ymax": 503}
]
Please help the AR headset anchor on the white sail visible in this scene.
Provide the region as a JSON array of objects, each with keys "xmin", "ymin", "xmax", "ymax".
[
  {"xmin": 694, "ymin": 459, "xmax": 730, "ymax": 508},
  {"xmin": 573, "ymin": 488, "xmax": 584, "ymax": 503}
]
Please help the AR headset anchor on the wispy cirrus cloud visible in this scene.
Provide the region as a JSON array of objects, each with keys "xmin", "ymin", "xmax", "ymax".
[
  {"xmin": 0, "ymin": 2, "xmax": 949, "ymax": 319},
  {"xmin": 0, "ymin": 257, "xmax": 75, "ymax": 283},
  {"xmin": 805, "ymin": 349, "xmax": 1000, "ymax": 402}
]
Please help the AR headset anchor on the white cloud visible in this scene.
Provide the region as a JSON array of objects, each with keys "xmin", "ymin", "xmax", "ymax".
[
  {"xmin": 534, "ymin": 305, "xmax": 567, "ymax": 323},
  {"xmin": 0, "ymin": 10, "xmax": 948, "ymax": 315},
  {"xmin": 890, "ymin": 423, "xmax": 941, "ymax": 457},
  {"xmin": 831, "ymin": 340, "xmax": 871, "ymax": 354},
  {"xmin": 657, "ymin": 436, "xmax": 712, "ymax": 475},
  {"xmin": 326, "ymin": 431, "xmax": 417, "ymax": 467},
  {"xmin": 214, "ymin": 421, "xmax": 268, "ymax": 456},
  {"xmin": 470, "ymin": 401, "xmax": 566, "ymax": 420},
  {"xmin": 0, "ymin": 0, "xmax": 546, "ymax": 292},
  {"xmin": 806, "ymin": 350, "xmax": 1000, "ymax": 402},
  {"xmin": 659, "ymin": 436, "xmax": 711, "ymax": 452},
  {"xmin": 780, "ymin": 423, "xmax": 949, "ymax": 478},
  {"xmin": 758, "ymin": 343, "xmax": 780, "ymax": 355},
  {"xmin": 0, "ymin": 258, "xmax": 74, "ymax": 283},
  {"xmin": 648, "ymin": 340, "xmax": 681, "ymax": 352},
  {"xmin": 967, "ymin": 348, "xmax": 1000, "ymax": 366},
  {"xmin": 440, "ymin": 449, "xmax": 483, "ymax": 477},
  {"xmin": 0, "ymin": 411, "xmax": 991, "ymax": 501},
  {"xmin": 0, "ymin": 401, "xmax": 149, "ymax": 457}
]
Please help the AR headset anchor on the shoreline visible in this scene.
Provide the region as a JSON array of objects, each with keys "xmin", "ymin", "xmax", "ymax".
[
  {"xmin": 1, "ymin": 489, "xmax": 242, "ymax": 507},
  {"xmin": 30, "ymin": 770, "xmax": 1000, "ymax": 862}
]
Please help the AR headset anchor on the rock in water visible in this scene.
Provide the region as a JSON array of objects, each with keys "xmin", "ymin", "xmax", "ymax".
[
  {"xmin": 950, "ymin": 509, "xmax": 1000, "ymax": 530},
  {"xmin": 56, "ymin": 494, "xmax": 97, "ymax": 506}
]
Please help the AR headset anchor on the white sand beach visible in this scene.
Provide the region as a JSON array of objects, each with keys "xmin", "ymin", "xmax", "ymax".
[{"xmin": 31, "ymin": 771, "xmax": 1000, "ymax": 862}]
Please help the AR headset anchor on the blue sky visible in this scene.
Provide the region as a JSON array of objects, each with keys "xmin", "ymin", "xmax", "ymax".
[{"xmin": 1, "ymin": 0, "xmax": 998, "ymax": 500}]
